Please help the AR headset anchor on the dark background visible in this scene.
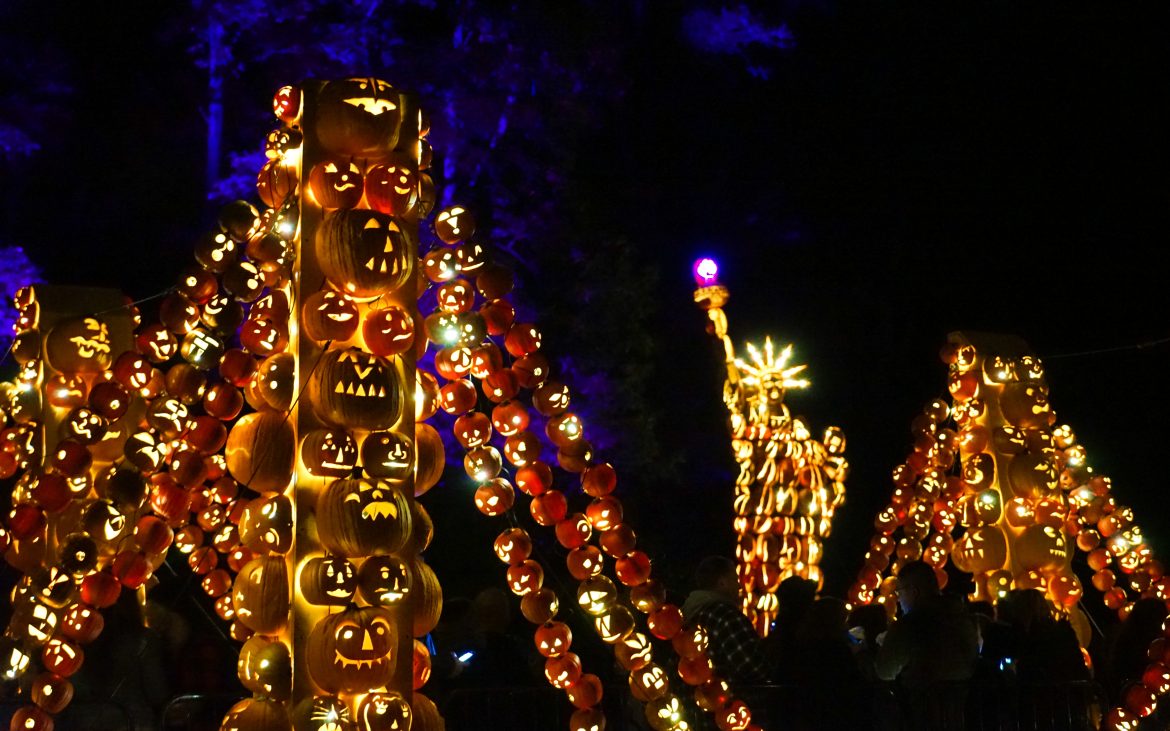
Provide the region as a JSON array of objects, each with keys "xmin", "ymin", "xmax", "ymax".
[{"xmin": 2, "ymin": 1, "xmax": 1168, "ymax": 608}]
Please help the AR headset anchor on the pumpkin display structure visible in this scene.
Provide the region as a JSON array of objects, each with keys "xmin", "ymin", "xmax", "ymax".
[{"xmin": 693, "ymin": 265, "xmax": 847, "ymax": 635}]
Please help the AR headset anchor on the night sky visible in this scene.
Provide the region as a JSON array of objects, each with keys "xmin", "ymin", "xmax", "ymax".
[{"xmin": 3, "ymin": 2, "xmax": 1168, "ymax": 604}]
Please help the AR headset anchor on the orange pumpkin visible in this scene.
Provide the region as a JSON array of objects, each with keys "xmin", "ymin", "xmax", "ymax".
[
  {"xmin": 316, "ymin": 478, "xmax": 412, "ymax": 557},
  {"xmin": 306, "ymin": 605, "xmax": 397, "ymax": 693},
  {"xmin": 308, "ymin": 348, "xmax": 401, "ymax": 430},
  {"xmin": 232, "ymin": 555, "xmax": 289, "ymax": 634},
  {"xmin": 315, "ymin": 209, "xmax": 410, "ymax": 299},
  {"xmin": 225, "ymin": 412, "xmax": 296, "ymax": 492}
]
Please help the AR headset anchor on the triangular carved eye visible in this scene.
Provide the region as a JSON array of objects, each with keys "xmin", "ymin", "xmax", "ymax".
[{"xmin": 364, "ymin": 218, "xmax": 382, "ymax": 230}]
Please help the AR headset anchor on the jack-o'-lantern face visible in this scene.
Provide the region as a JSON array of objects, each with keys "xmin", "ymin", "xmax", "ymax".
[
  {"xmin": 307, "ymin": 606, "xmax": 397, "ymax": 693},
  {"xmin": 61, "ymin": 604, "xmax": 103, "ymax": 643},
  {"xmin": 577, "ymin": 577, "xmax": 617, "ymax": 616},
  {"xmin": 83, "ymin": 500, "xmax": 128, "ymax": 543},
  {"xmin": 632, "ymin": 663, "xmax": 669, "ymax": 701},
  {"xmin": 15, "ymin": 598, "xmax": 59, "ymax": 643},
  {"xmin": 238, "ymin": 635, "xmax": 291, "ymax": 700},
  {"xmin": 434, "ymin": 206, "xmax": 475, "ymax": 245},
  {"xmin": 360, "ymin": 431, "xmax": 412, "ymax": 481},
  {"xmin": 362, "ymin": 306, "xmax": 415, "ymax": 358},
  {"xmin": 32, "ymin": 567, "xmax": 76, "ymax": 608},
  {"xmin": 356, "ymin": 692, "xmax": 411, "ymax": 731},
  {"xmin": 1001, "ymin": 382, "xmax": 1052, "ymax": 430},
  {"xmin": 305, "ymin": 696, "xmax": 352, "ymax": 731},
  {"xmin": 982, "ymin": 354, "xmax": 1016, "ymax": 384},
  {"xmin": 264, "ymin": 128, "xmax": 301, "ymax": 159},
  {"xmin": 240, "ymin": 493, "xmax": 293, "ymax": 554},
  {"xmin": 310, "ymin": 160, "xmax": 364, "ymax": 210},
  {"xmin": 310, "ymin": 348, "xmax": 400, "ymax": 430},
  {"xmin": 42, "ymin": 638, "xmax": 82, "ymax": 677},
  {"xmin": 300, "ymin": 556, "xmax": 357, "ymax": 606},
  {"xmin": 316, "ymin": 210, "xmax": 409, "ymax": 299},
  {"xmin": 535, "ymin": 621, "xmax": 572, "ymax": 657},
  {"xmin": 1016, "ymin": 355, "xmax": 1044, "ymax": 381},
  {"xmin": 1, "ymin": 639, "xmax": 31, "ymax": 680},
  {"xmin": 1016, "ymin": 524, "xmax": 1070, "ymax": 572},
  {"xmin": 316, "ymin": 78, "xmax": 402, "ymax": 160},
  {"xmin": 647, "ymin": 695, "xmax": 684, "ymax": 728},
  {"xmin": 302, "ymin": 429, "xmax": 358, "ymax": 478},
  {"xmin": 47, "ymin": 317, "xmax": 112, "ymax": 373},
  {"xmin": 437, "ymin": 279, "xmax": 474, "ymax": 315},
  {"xmin": 720, "ymin": 700, "xmax": 752, "ymax": 730},
  {"xmin": 62, "ymin": 407, "xmax": 106, "ymax": 445},
  {"xmin": 272, "ymin": 85, "xmax": 301, "ymax": 123},
  {"xmin": 421, "ymin": 247, "xmax": 460, "ymax": 283},
  {"xmin": 316, "ymin": 478, "xmax": 412, "ymax": 557},
  {"xmin": 952, "ymin": 525, "xmax": 1008, "ymax": 575},
  {"xmin": 347, "ymin": 479, "xmax": 400, "ymax": 521},
  {"xmin": 454, "ymin": 241, "xmax": 486, "ymax": 274},
  {"xmin": 357, "ymin": 555, "xmax": 411, "ymax": 606},
  {"xmin": 365, "ymin": 159, "xmax": 418, "ymax": 217},
  {"xmin": 302, "ymin": 290, "xmax": 360, "ymax": 343}
]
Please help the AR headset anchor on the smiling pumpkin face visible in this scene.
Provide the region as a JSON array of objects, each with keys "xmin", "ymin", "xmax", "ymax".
[
  {"xmin": 300, "ymin": 556, "xmax": 357, "ymax": 606},
  {"xmin": 306, "ymin": 605, "xmax": 397, "ymax": 693}
]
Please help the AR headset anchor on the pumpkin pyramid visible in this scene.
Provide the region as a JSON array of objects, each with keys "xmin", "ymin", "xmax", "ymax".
[{"xmin": 849, "ymin": 331, "xmax": 1168, "ymax": 730}]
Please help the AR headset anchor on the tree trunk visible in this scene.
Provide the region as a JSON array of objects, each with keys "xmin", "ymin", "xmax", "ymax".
[{"xmin": 205, "ymin": 19, "xmax": 226, "ymax": 196}]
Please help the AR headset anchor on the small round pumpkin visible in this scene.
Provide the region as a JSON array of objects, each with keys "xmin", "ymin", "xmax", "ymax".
[
  {"xmin": 238, "ymin": 635, "xmax": 291, "ymax": 700},
  {"xmin": 299, "ymin": 556, "xmax": 357, "ymax": 606},
  {"xmin": 301, "ymin": 290, "xmax": 360, "ymax": 343},
  {"xmin": 409, "ymin": 558, "xmax": 443, "ymax": 638}
]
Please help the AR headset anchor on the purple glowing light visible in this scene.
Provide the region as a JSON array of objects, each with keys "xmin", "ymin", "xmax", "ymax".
[{"xmin": 693, "ymin": 257, "xmax": 719, "ymax": 286}]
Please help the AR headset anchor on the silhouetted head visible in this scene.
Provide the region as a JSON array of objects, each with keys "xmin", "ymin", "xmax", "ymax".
[
  {"xmin": 694, "ymin": 556, "xmax": 739, "ymax": 599},
  {"xmin": 895, "ymin": 560, "xmax": 939, "ymax": 614}
]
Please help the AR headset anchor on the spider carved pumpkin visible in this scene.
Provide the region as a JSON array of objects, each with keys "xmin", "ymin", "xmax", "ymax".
[
  {"xmin": 300, "ymin": 556, "xmax": 358, "ymax": 606},
  {"xmin": 309, "ymin": 348, "xmax": 401, "ymax": 430},
  {"xmin": 315, "ymin": 209, "xmax": 409, "ymax": 299},
  {"xmin": 315, "ymin": 77, "xmax": 404, "ymax": 161},
  {"xmin": 306, "ymin": 604, "xmax": 398, "ymax": 693},
  {"xmin": 316, "ymin": 478, "xmax": 412, "ymax": 557}
]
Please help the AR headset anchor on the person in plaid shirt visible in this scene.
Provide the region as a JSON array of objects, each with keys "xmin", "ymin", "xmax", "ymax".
[{"xmin": 681, "ymin": 556, "xmax": 770, "ymax": 686}]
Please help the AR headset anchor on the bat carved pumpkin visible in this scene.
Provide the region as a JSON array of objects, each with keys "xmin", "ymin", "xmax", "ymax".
[{"xmin": 316, "ymin": 478, "xmax": 412, "ymax": 557}]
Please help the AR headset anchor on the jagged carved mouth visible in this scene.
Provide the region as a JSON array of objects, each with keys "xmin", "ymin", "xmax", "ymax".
[{"xmin": 333, "ymin": 651, "xmax": 390, "ymax": 671}]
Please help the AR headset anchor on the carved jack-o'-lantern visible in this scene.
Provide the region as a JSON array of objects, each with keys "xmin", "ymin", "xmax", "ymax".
[
  {"xmin": 316, "ymin": 478, "xmax": 412, "ymax": 557},
  {"xmin": 361, "ymin": 431, "xmax": 413, "ymax": 482},
  {"xmin": 1007, "ymin": 453, "xmax": 1059, "ymax": 500},
  {"xmin": 12, "ymin": 597, "xmax": 60, "ymax": 643},
  {"xmin": 433, "ymin": 205, "xmax": 475, "ymax": 245},
  {"xmin": 300, "ymin": 556, "xmax": 358, "ymax": 606},
  {"xmin": 357, "ymin": 554, "xmax": 411, "ymax": 606},
  {"xmin": 1000, "ymin": 382, "xmax": 1052, "ymax": 430},
  {"xmin": 365, "ymin": 159, "xmax": 418, "ymax": 218},
  {"xmin": 301, "ymin": 428, "xmax": 359, "ymax": 478},
  {"xmin": 302, "ymin": 290, "xmax": 360, "ymax": 343},
  {"xmin": 309, "ymin": 348, "xmax": 401, "ymax": 430},
  {"xmin": 232, "ymin": 555, "xmax": 289, "ymax": 634},
  {"xmin": 238, "ymin": 635, "xmax": 291, "ymax": 700},
  {"xmin": 316, "ymin": 209, "xmax": 410, "ymax": 299},
  {"xmin": 315, "ymin": 77, "xmax": 403, "ymax": 160},
  {"xmin": 1016, "ymin": 524, "xmax": 1070, "ymax": 572},
  {"xmin": 356, "ymin": 692, "xmax": 412, "ymax": 731},
  {"xmin": 363, "ymin": 306, "xmax": 415, "ymax": 358},
  {"xmin": 46, "ymin": 317, "xmax": 113, "ymax": 373},
  {"xmin": 309, "ymin": 160, "xmax": 364, "ymax": 209},
  {"xmin": 219, "ymin": 697, "xmax": 290, "ymax": 731},
  {"xmin": 239, "ymin": 493, "xmax": 293, "ymax": 554},
  {"xmin": 951, "ymin": 525, "xmax": 1008, "ymax": 575},
  {"xmin": 306, "ymin": 605, "xmax": 397, "ymax": 693},
  {"xmin": 225, "ymin": 411, "xmax": 296, "ymax": 492}
]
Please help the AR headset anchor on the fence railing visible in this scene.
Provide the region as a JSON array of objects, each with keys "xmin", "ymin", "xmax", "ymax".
[{"xmin": 0, "ymin": 680, "xmax": 1129, "ymax": 731}]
